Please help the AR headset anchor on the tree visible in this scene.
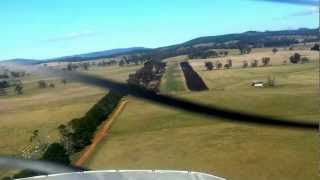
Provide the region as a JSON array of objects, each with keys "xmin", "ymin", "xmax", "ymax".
[
  {"xmin": 0, "ymin": 80, "xmax": 9, "ymax": 96},
  {"xmin": 10, "ymin": 71, "xmax": 25, "ymax": 78},
  {"xmin": 242, "ymin": 61, "xmax": 248, "ymax": 68},
  {"xmin": 224, "ymin": 64, "xmax": 230, "ymax": 69},
  {"xmin": 61, "ymin": 79, "xmax": 67, "ymax": 84},
  {"xmin": 311, "ymin": 44, "xmax": 319, "ymax": 51},
  {"xmin": 227, "ymin": 59, "xmax": 232, "ymax": 68},
  {"xmin": 38, "ymin": 80, "xmax": 47, "ymax": 88},
  {"xmin": 41, "ymin": 143, "xmax": 70, "ymax": 165},
  {"xmin": 0, "ymin": 73, "xmax": 9, "ymax": 79},
  {"xmin": 272, "ymin": 48, "xmax": 278, "ymax": 54},
  {"xmin": 49, "ymin": 83, "xmax": 55, "ymax": 88},
  {"xmin": 0, "ymin": 87, "xmax": 7, "ymax": 96},
  {"xmin": 68, "ymin": 91, "xmax": 124, "ymax": 151},
  {"xmin": 289, "ymin": 53, "xmax": 301, "ymax": 64},
  {"xmin": 239, "ymin": 44, "xmax": 252, "ymax": 54},
  {"xmin": 118, "ymin": 59, "xmax": 125, "ymax": 67},
  {"xmin": 204, "ymin": 62, "xmax": 214, "ymax": 71},
  {"xmin": 30, "ymin": 130, "xmax": 39, "ymax": 143},
  {"xmin": 301, "ymin": 57, "xmax": 309, "ymax": 64},
  {"xmin": 251, "ymin": 60, "xmax": 258, "ymax": 67},
  {"xmin": 133, "ymin": 59, "xmax": 139, "ymax": 65},
  {"xmin": 82, "ymin": 63, "xmax": 90, "ymax": 70},
  {"xmin": 188, "ymin": 50, "xmax": 218, "ymax": 59},
  {"xmin": 127, "ymin": 73, "xmax": 140, "ymax": 86},
  {"xmin": 262, "ymin": 57, "xmax": 271, "ymax": 66},
  {"xmin": 67, "ymin": 63, "xmax": 73, "ymax": 71},
  {"xmin": 15, "ymin": 83, "xmax": 23, "ymax": 95},
  {"xmin": 58, "ymin": 124, "xmax": 74, "ymax": 154},
  {"xmin": 216, "ymin": 62, "xmax": 223, "ymax": 69}
]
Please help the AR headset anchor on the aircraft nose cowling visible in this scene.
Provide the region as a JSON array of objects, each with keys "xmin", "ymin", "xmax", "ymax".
[{"xmin": 16, "ymin": 170, "xmax": 226, "ymax": 180}]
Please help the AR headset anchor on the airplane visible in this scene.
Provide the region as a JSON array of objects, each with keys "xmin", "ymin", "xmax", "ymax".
[{"xmin": 0, "ymin": 0, "xmax": 318, "ymax": 179}]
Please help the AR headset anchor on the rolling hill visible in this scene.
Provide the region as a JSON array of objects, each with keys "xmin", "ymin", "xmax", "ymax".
[
  {"xmin": 2, "ymin": 28, "xmax": 318, "ymax": 64},
  {"xmin": 47, "ymin": 47, "xmax": 151, "ymax": 62}
]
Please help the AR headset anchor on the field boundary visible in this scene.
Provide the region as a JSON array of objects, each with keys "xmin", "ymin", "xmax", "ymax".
[{"xmin": 75, "ymin": 99, "xmax": 129, "ymax": 166}]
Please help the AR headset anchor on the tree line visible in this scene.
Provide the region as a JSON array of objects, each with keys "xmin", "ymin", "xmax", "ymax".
[
  {"xmin": 204, "ymin": 52, "xmax": 310, "ymax": 71},
  {"xmin": 127, "ymin": 61, "xmax": 166, "ymax": 92},
  {"xmin": 6, "ymin": 91, "xmax": 124, "ymax": 179}
]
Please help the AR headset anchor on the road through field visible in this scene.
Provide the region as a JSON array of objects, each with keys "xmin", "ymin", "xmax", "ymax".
[{"xmin": 75, "ymin": 99, "xmax": 128, "ymax": 167}]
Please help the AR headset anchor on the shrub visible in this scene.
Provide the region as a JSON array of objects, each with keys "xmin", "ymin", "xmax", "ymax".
[
  {"xmin": 251, "ymin": 60, "xmax": 258, "ymax": 67},
  {"xmin": 242, "ymin": 61, "xmax": 248, "ymax": 68},
  {"xmin": 311, "ymin": 44, "xmax": 319, "ymax": 51},
  {"xmin": 69, "ymin": 91, "xmax": 124, "ymax": 151},
  {"xmin": 272, "ymin": 48, "xmax": 278, "ymax": 54},
  {"xmin": 15, "ymin": 84, "xmax": 23, "ymax": 95},
  {"xmin": 61, "ymin": 79, "xmax": 67, "ymax": 84},
  {"xmin": 49, "ymin": 83, "xmax": 55, "ymax": 88},
  {"xmin": 216, "ymin": 62, "xmax": 223, "ymax": 69},
  {"xmin": 239, "ymin": 44, "xmax": 252, "ymax": 54},
  {"xmin": 38, "ymin": 80, "xmax": 47, "ymax": 88},
  {"xmin": 289, "ymin": 53, "xmax": 301, "ymax": 64},
  {"xmin": 41, "ymin": 143, "xmax": 70, "ymax": 165},
  {"xmin": 301, "ymin": 57, "xmax": 310, "ymax": 64},
  {"xmin": 205, "ymin": 62, "xmax": 214, "ymax": 71},
  {"xmin": 227, "ymin": 59, "xmax": 232, "ymax": 68},
  {"xmin": 12, "ymin": 143, "xmax": 70, "ymax": 179},
  {"xmin": 262, "ymin": 57, "xmax": 271, "ymax": 66}
]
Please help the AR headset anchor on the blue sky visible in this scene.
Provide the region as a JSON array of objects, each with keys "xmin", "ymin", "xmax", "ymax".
[{"xmin": 0, "ymin": 0, "xmax": 318, "ymax": 60}]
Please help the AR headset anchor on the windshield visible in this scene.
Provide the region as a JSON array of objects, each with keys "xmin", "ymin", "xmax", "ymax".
[{"xmin": 0, "ymin": 0, "xmax": 319, "ymax": 180}]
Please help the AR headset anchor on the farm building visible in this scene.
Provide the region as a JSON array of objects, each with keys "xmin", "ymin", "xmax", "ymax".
[{"xmin": 251, "ymin": 80, "xmax": 265, "ymax": 87}]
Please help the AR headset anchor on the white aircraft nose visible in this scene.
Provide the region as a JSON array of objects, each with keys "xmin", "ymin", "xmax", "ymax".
[{"xmin": 16, "ymin": 170, "xmax": 226, "ymax": 180}]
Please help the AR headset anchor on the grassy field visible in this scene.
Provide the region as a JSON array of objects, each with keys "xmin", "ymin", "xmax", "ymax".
[
  {"xmin": 85, "ymin": 49, "xmax": 319, "ymax": 180},
  {"xmin": 84, "ymin": 64, "xmax": 142, "ymax": 83},
  {"xmin": 0, "ymin": 64, "xmax": 140, "ymax": 177},
  {"xmin": 160, "ymin": 58, "xmax": 186, "ymax": 93},
  {"xmin": 190, "ymin": 49, "xmax": 318, "ymax": 70}
]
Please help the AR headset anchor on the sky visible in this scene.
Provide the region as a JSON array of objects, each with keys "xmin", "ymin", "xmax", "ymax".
[{"xmin": 0, "ymin": 0, "xmax": 318, "ymax": 60}]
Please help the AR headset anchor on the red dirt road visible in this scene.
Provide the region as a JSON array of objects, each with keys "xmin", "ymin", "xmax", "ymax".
[{"xmin": 75, "ymin": 100, "xmax": 128, "ymax": 166}]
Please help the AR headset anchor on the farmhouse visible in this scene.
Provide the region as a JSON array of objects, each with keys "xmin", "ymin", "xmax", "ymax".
[{"xmin": 251, "ymin": 80, "xmax": 265, "ymax": 87}]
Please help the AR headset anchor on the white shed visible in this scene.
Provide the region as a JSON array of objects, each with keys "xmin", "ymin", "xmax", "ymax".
[{"xmin": 251, "ymin": 81, "xmax": 265, "ymax": 87}]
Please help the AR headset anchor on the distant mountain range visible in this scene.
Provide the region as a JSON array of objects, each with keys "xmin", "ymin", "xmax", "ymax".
[
  {"xmin": 180, "ymin": 28, "xmax": 318, "ymax": 47},
  {"xmin": 2, "ymin": 28, "xmax": 319, "ymax": 65},
  {"xmin": 46, "ymin": 47, "xmax": 151, "ymax": 62},
  {"xmin": 0, "ymin": 58, "xmax": 40, "ymax": 65},
  {"xmin": 1, "ymin": 47, "xmax": 151, "ymax": 65}
]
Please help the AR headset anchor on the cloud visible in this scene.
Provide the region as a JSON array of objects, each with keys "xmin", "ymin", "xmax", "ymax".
[
  {"xmin": 256, "ymin": 0, "xmax": 318, "ymax": 21},
  {"xmin": 273, "ymin": 6, "xmax": 318, "ymax": 20},
  {"xmin": 45, "ymin": 30, "xmax": 96, "ymax": 42},
  {"xmin": 289, "ymin": 6, "xmax": 319, "ymax": 16},
  {"xmin": 257, "ymin": 0, "xmax": 318, "ymax": 6}
]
